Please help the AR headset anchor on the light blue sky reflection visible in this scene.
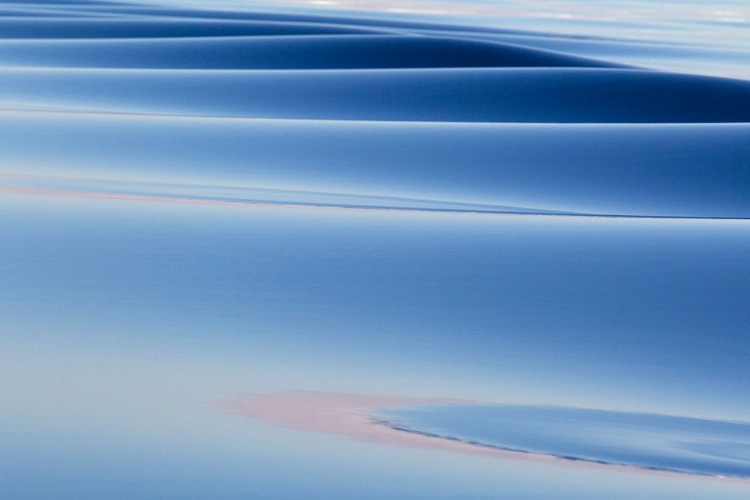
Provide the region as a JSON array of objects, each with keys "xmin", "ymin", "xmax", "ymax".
[{"xmin": 3, "ymin": 196, "xmax": 750, "ymax": 418}]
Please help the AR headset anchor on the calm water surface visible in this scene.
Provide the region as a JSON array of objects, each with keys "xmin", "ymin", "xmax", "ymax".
[{"xmin": 1, "ymin": 0, "xmax": 749, "ymax": 498}]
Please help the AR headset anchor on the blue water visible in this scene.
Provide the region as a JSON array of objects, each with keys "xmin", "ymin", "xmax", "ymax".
[
  {"xmin": 375, "ymin": 404, "xmax": 750, "ymax": 477},
  {"xmin": 2, "ymin": 0, "xmax": 749, "ymax": 498}
]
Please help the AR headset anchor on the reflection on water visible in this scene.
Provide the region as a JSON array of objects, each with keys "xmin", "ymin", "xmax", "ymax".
[
  {"xmin": 1, "ymin": 0, "xmax": 749, "ymax": 498},
  {"xmin": 375, "ymin": 404, "xmax": 750, "ymax": 477}
]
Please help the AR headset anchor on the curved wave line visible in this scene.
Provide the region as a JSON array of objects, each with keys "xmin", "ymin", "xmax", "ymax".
[
  {"xmin": 3, "ymin": 180, "xmax": 749, "ymax": 221},
  {"xmin": 369, "ymin": 417, "xmax": 746, "ymax": 479}
]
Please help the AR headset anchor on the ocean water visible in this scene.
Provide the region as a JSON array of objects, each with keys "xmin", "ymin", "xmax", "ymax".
[
  {"xmin": 375, "ymin": 404, "xmax": 750, "ymax": 477},
  {"xmin": 1, "ymin": 0, "xmax": 749, "ymax": 498}
]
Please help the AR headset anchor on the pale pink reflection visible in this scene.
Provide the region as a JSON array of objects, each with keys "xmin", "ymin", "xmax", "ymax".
[{"xmin": 216, "ymin": 391, "xmax": 750, "ymax": 482}]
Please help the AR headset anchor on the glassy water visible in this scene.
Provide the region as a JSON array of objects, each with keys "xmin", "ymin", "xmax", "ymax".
[
  {"xmin": 375, "ymin": 404, "xmax": 750, "ymax": 477},
  {"xmin": 1, "ymin": 0, "xmax": 749, "ymax": 498}
]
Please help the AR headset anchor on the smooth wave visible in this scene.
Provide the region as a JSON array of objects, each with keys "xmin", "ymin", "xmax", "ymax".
[
  {"xmin": 0, "ymin": 18, "xmax": 385, "ymax": 38},
  {"xmin": 3, "ymin": 67, "xmax": 750, "ymax": 123},
  {"xmin": 3, "ymin": 111, "xmax": 749, "ymax": 218},
  {"xmin": 2, "ymin": 2, "xmax": 749, "ymax": 124},
  {"xmin": 0, "ymin": 35, "xmax": 623, "ymax": 69}
]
